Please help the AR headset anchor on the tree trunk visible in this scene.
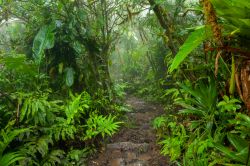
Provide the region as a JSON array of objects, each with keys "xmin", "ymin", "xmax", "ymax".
[
  {"xmin": 148, "ymin": 0, "xmax": 177, "ymax": 56},
  {"xmin": 241, "ymin": 60, "xmax": 250, "ymax": 115}
]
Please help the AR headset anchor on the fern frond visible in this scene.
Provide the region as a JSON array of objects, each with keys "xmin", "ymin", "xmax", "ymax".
[
  {"xmin": 24, "ymin": 135, "xmax": 53, "ymax": 158},
  {"xmin": 49, "ymin": 118, "xmax": 77, "ymax": 141},
  {"xmin": 84, "ymin": 113, "xmax": 122, "ymax": 140},
  {"xmin": 41, "ymin": 150, "xmax": 65, "ymax": 166},
  {"xmin": 0, "ymin": 128, "xmax": 29, "ymax": 155},
  {"xmin": 0, "ymin": 152, "xmax": 24, "ymax": 166}
]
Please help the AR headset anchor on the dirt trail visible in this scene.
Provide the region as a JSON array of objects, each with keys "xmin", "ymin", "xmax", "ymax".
[{"xmin": 88, "ymin": 96, "xmax": 168, "ymax": 166}]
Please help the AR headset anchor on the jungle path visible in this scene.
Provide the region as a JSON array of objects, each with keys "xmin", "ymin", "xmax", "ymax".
[{"xmin": 88, "ymin": 96, "xmax": 168, "ymax": 166}]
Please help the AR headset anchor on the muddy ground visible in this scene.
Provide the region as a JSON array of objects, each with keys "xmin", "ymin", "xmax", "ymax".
[{"xmin": 88, "ymin": 96, "xmax": 169, "ymax": 166}]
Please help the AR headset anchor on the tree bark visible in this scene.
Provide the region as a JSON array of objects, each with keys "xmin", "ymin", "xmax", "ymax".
[
  {"xmin": 148, "ymin": 0, "xmax": 177, "ymax": 56},
  {"xmin": 241, "ymin": 60, "xmax": 250, "ymax": 115}
]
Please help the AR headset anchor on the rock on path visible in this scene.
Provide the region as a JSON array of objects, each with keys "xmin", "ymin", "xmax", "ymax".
[{"xmin": 88, "ymin": 96, "xmax": 168, "ymax": 166}]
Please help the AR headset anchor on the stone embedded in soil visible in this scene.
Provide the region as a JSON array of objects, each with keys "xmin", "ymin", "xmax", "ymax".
[
  {"xmin": 138, "ymin": 154, "xmax": 151, "ymax": 161},
  {"xmin": 111, "ymin": 150, "xmax": 122, "ymax": 158},
  {"xmin": 106, "ymin": 142, "xmax": 149, "ymax": 153},
  {"xmin": 127, "ymin": 160, "xmax": 147, "ymax": 166},
  {"xmin": 126, "ymin": 152, "xmax": 137, "ymax": 160},
  {"xmin": 110, "ymin": 158, "xmax": 125, "ymax": 166}
]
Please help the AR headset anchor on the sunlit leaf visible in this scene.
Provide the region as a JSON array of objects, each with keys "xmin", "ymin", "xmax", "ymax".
[{"xmin": 169, "ymin": 26, "xmax": 212, "ymax": 72}]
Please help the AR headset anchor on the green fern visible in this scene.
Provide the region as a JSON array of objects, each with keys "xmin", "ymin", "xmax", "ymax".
[
  {"xmin": 65, "ymin": 92, "xmax": 91, "ymax": 124},
  {"xmin": 23, "ymin": 135, "xmax": 53, "ymax": 158},
  {"xmin": 84, "ymin": 113, "xmax": 122, "ymax": 140},
  {"xmin": 63, "ymin": 148, "xmax": 90, "ymax": 166},
  {"xmin": 0, "ymin": 128, "xmax": 29, "ymax": 155},
  {"xmin": 17, "ymin": 91, "xmax": 61, "ymax": 126},
  {"xmin": 0, "ymin": 152, "xmax": 24, "ymax": 166},
  {"xmin": 0, "ymin": 128, "xmax": 29, "ymax": 166},
  {"xmin": 49, "ymin": 118, "xmax": 77, "ymax": 141},
  {"xmin": 41, "ymin": 150, "xmax": 65, "ymax": 166},
  {"xmin": 159, "ymin": 122, "xmax": 187, "ymax": 161},
  {"xmin": 162, "ymin": 88, "xmax": 180, "ymax": 100},
  {"xmin": 153, "ymin": 116, "xmax": 167, "ymax": 129},
  {"xmin": 185, "ymin": 138, "xmax": 214, "ymax": 162}
]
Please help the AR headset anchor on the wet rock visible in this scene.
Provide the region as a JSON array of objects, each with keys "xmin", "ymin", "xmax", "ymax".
[
  {"xmin": 138, "ymin": 154, "xmax": 151, "ymax": 161},
  {"xmin": 110, "ymin": 158, "xmax": 125, "ymax": 166},
  {"xmin": 107, "ymin": 142, "xmax": 149, "ymax": 153},
  {"xmin": 126, "ymin": 152, "xmax": 137, "ymax": 161},
  {"xmin": 127, "ymin": 160, "xmax": 147, "ymax": 166},
  {"xmin": 111, "ymin": 150, "xmax": 122, "ymax": 158}
]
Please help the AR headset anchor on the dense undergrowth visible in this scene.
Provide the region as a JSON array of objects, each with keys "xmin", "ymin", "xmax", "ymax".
[
  {"xmin": 0, "ymin": 1, "xmax": 127, "ymax": 165},
  {"xmin": 0, "ymin": 0, "xmax": 250, "ymax": 165},
  {"xmin": 0, "ymin": 44, "xmax": 125, "ymax": 165},
  {"xmin": 151, "ymin": 0, "xmax": 250, "ymax": 165}
]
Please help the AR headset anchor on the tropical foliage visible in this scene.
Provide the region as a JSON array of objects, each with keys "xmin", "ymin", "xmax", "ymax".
[
  {"xmin": 152, "ymin": 0, "xmax": 250, "ymax": 165},
  {"xmin": 0, "ymin": 0, "xmax": 250, "ymax": 165}
]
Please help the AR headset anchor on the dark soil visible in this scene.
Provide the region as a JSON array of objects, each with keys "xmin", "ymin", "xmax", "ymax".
[{"xmin": 88, "ymin": 96, "xmax": 169, "ymax": 166}]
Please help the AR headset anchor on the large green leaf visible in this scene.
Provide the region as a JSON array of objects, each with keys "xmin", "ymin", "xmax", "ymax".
[
  {"xmin": 32, "ymin": 24, "xmax": 55, "ymax": 64},
  {"xmin": 65, "ymin": 67, "xmax": 75, "ymax": 87},
  {"xmin": 169, "ymin": 26, "xmax": 212, "ymax": 73}
]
